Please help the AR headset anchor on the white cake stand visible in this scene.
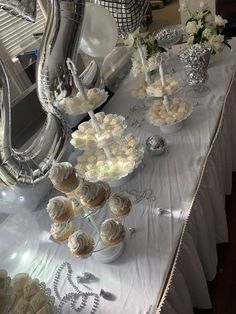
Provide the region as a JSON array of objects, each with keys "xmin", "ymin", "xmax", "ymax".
[
  {"xmin": 92, "ymin": 237, "xmax": 125, "ymax": 264},
  {"xmin": 159, "ymin": 121, "xmax": 184, "ymax": 134},
  {"xmin": 147, "ymin": 100, "xmax": 193, "ymax": 134}
]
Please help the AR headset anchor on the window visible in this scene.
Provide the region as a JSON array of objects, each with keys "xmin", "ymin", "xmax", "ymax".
[
  {"xmin": 0, "ymin": 4, "xmax": 45, "ymax": 60},
  {"xmin": 0, "ymin": 4, "xmax": 46, "ymax": 101}
]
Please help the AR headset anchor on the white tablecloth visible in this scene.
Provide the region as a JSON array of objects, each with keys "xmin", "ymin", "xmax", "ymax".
[
  {"xmin": 159, "ymin": 63, "xmax": 236, "ymax": 313},
  {"xmin": 20, "ymin": 50, "xmax": 236, "ymax": 314}
]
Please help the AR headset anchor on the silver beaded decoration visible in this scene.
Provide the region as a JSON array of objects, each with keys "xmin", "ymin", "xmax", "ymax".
[
  {"xmin": 53, "ymin": 262, "xmax": 100, "ymax": 313},
  {"xmin": 179, "ymin": 44, "xmax": 211, "ymax": 87},
  {"xmin": 128, "ymin": 189, "xmax": 156, "ymax": 203},
  {"xmin": 39, "ymin": 282, "xmax": 57, "ymax": 311}
]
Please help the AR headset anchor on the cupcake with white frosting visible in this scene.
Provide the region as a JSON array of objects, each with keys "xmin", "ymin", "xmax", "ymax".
[
  {"xmin": 100, "ymin": 219, "xmax": 125, "ymax": 245},
  {"xmin": 47, "ymin": 196, "xmax": 73, "ymax": 223},
  {"xmin": 49, "ymin": 162, "xmax": 79, "ymax": 193},
  {"xmin": 79, "ymin": 180, "xmax": 107, "ymax": 209},
  {"xmin": 50, "ymin": 221, "xmax": 75, "ymax": 242},
  {"xmin": 108, "ymin": 193, "xmax": 132, "ymax": 217},
  {"xmin": 68, "ymin": 231, "xmax": 94, "ymax": 258}
]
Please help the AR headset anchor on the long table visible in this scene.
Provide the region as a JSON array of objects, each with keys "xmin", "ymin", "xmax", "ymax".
[{"xmin": 20, "ymin": 46, "xmax": 236, "ymax": 313}]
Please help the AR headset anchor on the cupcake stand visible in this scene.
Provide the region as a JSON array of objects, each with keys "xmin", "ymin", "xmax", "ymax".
[
  {"xmin": 47, "ymin": 176, "xmax": 133, "ymax": 264},
  {"xmin": 67, "ymin": 59, "xmax": 144, "ymax": 187},
  {"xmin": 44, "ymin": 59, "xmax": 145, "ymax": 265}
]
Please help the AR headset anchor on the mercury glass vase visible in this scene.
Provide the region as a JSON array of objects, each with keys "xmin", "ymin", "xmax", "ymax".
[{"xmin": 179, "ymin": 43, "xmax": 211, "ymax": 97}]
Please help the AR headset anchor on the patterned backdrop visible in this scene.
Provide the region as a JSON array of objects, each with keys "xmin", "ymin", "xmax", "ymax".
[{"xmin": 95, "ymin": 0, "xmax": 150, "ymax": 34}]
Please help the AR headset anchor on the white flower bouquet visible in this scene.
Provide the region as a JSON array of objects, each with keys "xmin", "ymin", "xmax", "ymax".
[
  {"xmin": 124, "ymin": 28, "xmax": 166, "ymax": 76},
  {"xmin": 180, "ymin": 0, "xmax": 231, "ymax": 54}
]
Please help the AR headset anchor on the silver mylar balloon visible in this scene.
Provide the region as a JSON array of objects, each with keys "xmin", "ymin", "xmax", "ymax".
[
  {"xmin": 95, "ymin": 0, "xmax": 149, "ymax": 35},
  {"xmin": 36, "ymin": 0, "xmax": 85, "ymax": 117},
  {"xmin": 0, "ymin": 59, "xmax": 69, "ymax": 185},
  {"xmin": 0, "ymin": 0, "xmax": 37, "ymax": 22}
]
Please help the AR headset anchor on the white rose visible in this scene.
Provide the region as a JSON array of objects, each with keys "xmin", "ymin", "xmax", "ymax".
[
  {"xmin": 186, "ymin": 21, "xmax": 200, "ymax": 35},
  {"xmin": 187, "ymin": 35, "xmax": 194, "ymax": 45},
  {"xmin": 209, "ymin": 34, "xmax": 225, "ymax": 53},
  {"xmin": 202, "ymin": 28, "xmax": 213, "ymax": 40},
  {"xmin": 215, "ymin": 15, "xmax": 228, "ymax": 27},
  {"xmin": 213, "ymin": 34, "xmax": 224, "ymax": 43},
  {"xmin": 124, "ymin": 34, "xmax": 134, "ymax": 48},
  {"xmin": 124, "ymin": 27, "xmax": 140, "ymax": 47}
]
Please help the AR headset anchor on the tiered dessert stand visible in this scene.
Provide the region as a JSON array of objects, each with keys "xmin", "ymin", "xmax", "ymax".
[
  {"xmin": 64, "ymin": 60, "xmax": 144, "ymax": 187},
  {"xmin": 131, "ymin": 42, "xmax": 193, "ymax": 134},
  {"xmin": 46, "ymin": 57, "xmax": 144, "ymax": 263},
  {"xmin": 145, "ymin": 58, "xmax": 193, "ymax": 134}
]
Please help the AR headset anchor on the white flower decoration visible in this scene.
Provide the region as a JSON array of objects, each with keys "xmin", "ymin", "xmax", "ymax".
[
  {"xmin": 124, "ymin": 27, "xmax": 140, "ymax": 47},
  {"xmin": 214, "ymin": 15, "xmax": 228, "ymax": 27},
  {"xmin": 202, "ymin": 28, "xmax": 214, "ymax": 40},
  {"xmin": 186, "ymin": 21, "xmax": 200, "ymax": 35},
  {"xmin": 209, "ymin": 34, "xmax": 225, "ymax": 53},
  {"xmin": 187, "ymin": 36, "xmax": 194, "ymax": 45}
]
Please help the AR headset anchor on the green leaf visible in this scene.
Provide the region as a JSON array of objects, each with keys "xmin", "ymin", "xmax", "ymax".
[
  {"xmin": 224, "ymin": 41, "xmax": 232, "ymax": 49},
  {"xmin": 185, "ymin": 17, "xmax": 196, "ymax": 25}
]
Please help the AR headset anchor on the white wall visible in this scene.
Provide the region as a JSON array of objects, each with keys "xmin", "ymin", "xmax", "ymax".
[{"xmin": 179, "ymin": 0, "xmax": 216, "ymax": 25}]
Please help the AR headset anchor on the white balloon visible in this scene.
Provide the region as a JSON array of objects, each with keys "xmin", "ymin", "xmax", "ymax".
[
  {"xmin": 0, "ymin": 187, "xmax": 39, "ymax": 276},
  {"xmin": 80, "ymin": 3, "xmax": 118, "ymax": 58},
  {"xmin": 102, "ymin": 46, "xmax": 132, "ymax": 92}
]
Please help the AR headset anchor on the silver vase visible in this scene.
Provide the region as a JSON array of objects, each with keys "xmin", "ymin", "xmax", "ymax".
[{"xmin": 179, "ymin": 43, "xmax": 211, "ymax": 88}]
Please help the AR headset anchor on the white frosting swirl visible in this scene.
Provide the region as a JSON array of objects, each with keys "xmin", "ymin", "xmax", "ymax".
[
  {"xmin": 51, "ymin": 221, "xmax": 73, "ymax": 236},
  {"xmin": 68, "ymin": 232, "xmax": 93, "ymax": 254},
  {"xmin": 79, "ymin": 181, "xmax": 100, "ymax": 202},
  {"xmin": 49, "ymin": 162, "xmax": 74, "ymax": 183},
  {"xmin": 109, "ymin": 193, "xmax": 131, "ymax": 213},
  {"xmin": 47, "ymin": 196, "xmax": 68, "ymax": 219},
  {"xmin": 100, "ymin": 219, "xmax": 125, "ymax": 242}
]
